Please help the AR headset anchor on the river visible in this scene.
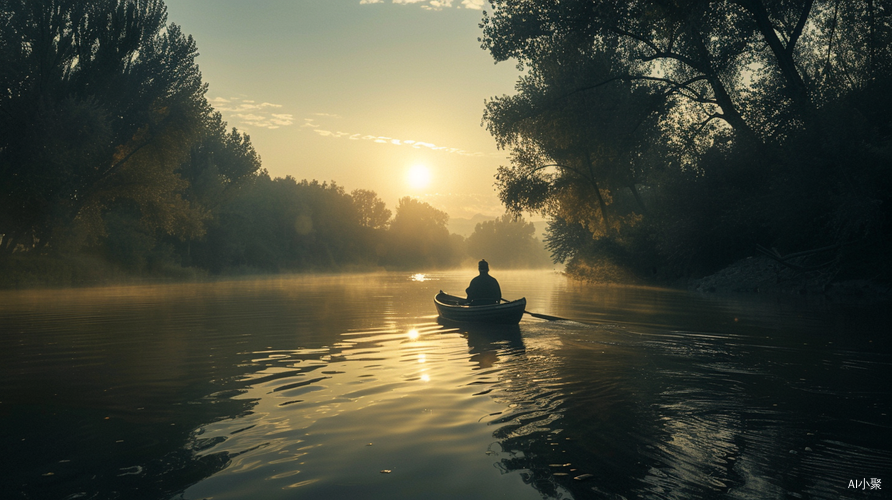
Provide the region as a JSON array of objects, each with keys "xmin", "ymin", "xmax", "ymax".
[{"xmin": 1, "ymin": 270, "xmax": 889, "ymax": 499}]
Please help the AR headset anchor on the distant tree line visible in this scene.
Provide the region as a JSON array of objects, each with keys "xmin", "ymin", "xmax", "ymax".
[
  {"xmin": 480, "ymin": 0, "xmax": 892, "ymax": 283},
  {"xmin": 0, "ymin": 0, "xmax": 549, "ymax": 285}
]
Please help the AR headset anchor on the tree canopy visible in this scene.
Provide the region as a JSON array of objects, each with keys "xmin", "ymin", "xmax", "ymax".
[
  {"xmin": 481, "ymin": 0, "xmax": 892, "ymax": 281},
  {"xmin": 467, "ymin": 214, "xmax": 551, "ymax": 268},
  {"xmin": 384, "ymin": 197, "xmax": 462, "ymax": 269},
  {"xmin": 351, "ymin": 189, "xmax": 392, "ymax": 230},
  {"xmin": 0, "ymin": 0, "xmax": 210, "ymax": 254}
]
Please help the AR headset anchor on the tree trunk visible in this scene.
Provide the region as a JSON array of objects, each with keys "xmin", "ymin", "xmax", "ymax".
[
  {"xmin": 743, "ymin": 0, "xmax": 816, "ymax": 119},
  {"xmin": 629, "ymin": 184, "xmax": 646, "ymax": 213},
  {"xmin": 593, "ymin": 180, "xmax": 611, "ymax": 235},
  {"xmin": 867, "ymin": 0, "xmax": 878, "ymax": 80},
  {"xmin": 586, "ymin": 151, "xmax": 611, "ymax": 235},
  {"xmin": 0, "ymin": 234, "xmax": 16, "ymax": 255},
  {"xmin": 689, "ymin": 30, "xmax": 762, "ymax": 147}
]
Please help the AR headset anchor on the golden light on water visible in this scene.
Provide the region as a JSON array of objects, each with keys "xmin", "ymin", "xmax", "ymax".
[{"xmin": 407, "ymin": 328, "xmax": 420, "ymax": 340}]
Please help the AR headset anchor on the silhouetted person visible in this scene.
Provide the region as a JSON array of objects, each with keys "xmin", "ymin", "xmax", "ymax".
[{"xmin": 466, "ymin": 259, "xmax": 501, "ymax": 305}]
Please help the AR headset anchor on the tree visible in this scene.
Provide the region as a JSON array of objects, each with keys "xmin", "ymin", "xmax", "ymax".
[
  {"xmin": 180, "ymin": 112, "xmax": 262, "ymax": 210},
  {"xmin": 191, "ymin": 175, "xmax": 376, "ymax": 272},
  {"xmin": 485, "ymin": 47, "xmax": 662, "ymax": 236},
  {"xmin": 480, "ymin": 0, "xmax": 892, "ymax": 279},
  {"xmin": 384, "ymin": 197, "xmax": 458, "ymax": 268},
  {"xmin": 466, "ymin": 214, "xmax": 551, "ymax": 268},
  {"xmin": 483, "ymin": 0, "xmax": 817, "ymax": 143},
  {"xmin": 0, "ymin": 0, "xmax": 209, "ymax": 254},
  {"xmin": 169, "ymin": 112, "xmax": 261, "ymax": 266},
  {"xmin": 351, "ymin": 189, "xmax": 391, "ymax": 230}
]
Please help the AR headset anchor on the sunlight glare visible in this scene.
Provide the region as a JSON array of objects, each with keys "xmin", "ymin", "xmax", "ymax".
[
  {"xmin": 407, "ymin": 328, "xmax": 420, "ymax": 341},
  {"xmin": 407, "ymin": 164, "xmax": 431, "ymax": 190}
]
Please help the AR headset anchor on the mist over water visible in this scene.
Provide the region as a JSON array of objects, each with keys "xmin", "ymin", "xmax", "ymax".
[{"xmin": 1, "ymin": 271, "xmax": 888, "ymax": 499}]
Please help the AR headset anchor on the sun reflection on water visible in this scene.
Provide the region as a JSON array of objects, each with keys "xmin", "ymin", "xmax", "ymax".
[{"xmin": 3, "ymin": 271, "xmax": 887, "ymax": 500}]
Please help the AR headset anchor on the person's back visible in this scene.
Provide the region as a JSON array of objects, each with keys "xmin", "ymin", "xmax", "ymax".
[{"xmin": 466, "ymin": 259, "xmax": 501, "ymax": 305}]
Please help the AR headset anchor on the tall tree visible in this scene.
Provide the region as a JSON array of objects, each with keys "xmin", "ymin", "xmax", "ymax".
[
  {"xmin": 385, "ymin": 197, "xmax": 457, "ymax": 268},
  {"xmin": 169, "ymin": 111, "xmax": 260, "ymax": 266},
  {"xmin": 480, "ymin": 0, "xmax": 892, "ymax": 278},
  {"xmin": 485, "ymin": 48, "xmax": 662, "ymax": 236},
  {"xmin": 351, "ymin": 189, "xmax": 391, "ymax": 230},
  {"xmin": 467, "ymin": 214, "xmax": 551, "ymax": 268},
  {"xmin": 0, "ymin": 0, "xmax": 209, "ymax": 254}
]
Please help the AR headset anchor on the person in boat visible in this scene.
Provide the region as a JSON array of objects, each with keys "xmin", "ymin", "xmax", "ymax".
[{"xmin": 466, "ymin": 259, "xmax": 501, "ymax": 306}]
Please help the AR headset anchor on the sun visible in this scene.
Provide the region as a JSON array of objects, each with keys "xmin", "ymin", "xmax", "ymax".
[{"xmin": 407, "ymin": 164, "xmax": 431, "ymax": 190}]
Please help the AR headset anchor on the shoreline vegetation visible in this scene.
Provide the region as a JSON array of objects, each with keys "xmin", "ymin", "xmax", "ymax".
[
  {"xmin": 13, "ymin": 250, "xmax": 892, "ymax": 307},
  {"xmin": 3, "ymin": 1, "xmax": 891, "ymax": 302},
  {"xmin": 3, "ymin": 250, "xmax": 889, "ymax": 307}
]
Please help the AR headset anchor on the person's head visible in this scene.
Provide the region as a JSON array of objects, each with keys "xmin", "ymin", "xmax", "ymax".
[{"xmin": 478, "ymin": 259, "xmax": 489, "ymax": 274}]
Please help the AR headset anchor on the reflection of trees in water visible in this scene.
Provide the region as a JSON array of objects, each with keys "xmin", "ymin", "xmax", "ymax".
[
  {"xmin": 474, "ymin": 328, "xmax": 650, "ymax": 500},
  {"xmin": 485, "ymin": 335, "xmax": 760, "ymax": 499},
  {"xmin": 449, "ymin": 320, "xmax": 638, "ymax": 497},
  {"xmin": 0, "ymin": 281, "xmax": 369, "ymax": 499},
  {"xmin": 0, "ymin": 367, "xmax": 255, "ymax": 500},
  {"xmin": 460, "ymin": 321, "xmax": 892, "ymax": 500}
]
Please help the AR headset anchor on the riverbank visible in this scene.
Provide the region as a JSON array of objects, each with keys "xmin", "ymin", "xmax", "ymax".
[
  {"xmin": 0, "ymin": 253, "xmax": 476, "ymax": 290},
  {"xmin": 687, "ymin": 255, "xmax": 892, "ymax": 303},
  {"xmin": 0, "ymin": 254, "xmax": 210, "ymax": 289},
  {"xmin": 560, "ymin": 252, "xmax": 891, "ymax": 305},
  {"xmin": 6, "ymin": 252, "xmax": 889, "ymax": 306}
]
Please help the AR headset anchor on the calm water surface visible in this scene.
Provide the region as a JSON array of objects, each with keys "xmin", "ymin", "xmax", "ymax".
[{"xmin": 1, "ymin": 270, "xmax": 889, "ymax": 499}]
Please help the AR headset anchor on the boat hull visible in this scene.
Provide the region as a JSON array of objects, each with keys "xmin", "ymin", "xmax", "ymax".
[{"xmin": 434, "ymin": 292, "xmax": 526, "ymax": 324}]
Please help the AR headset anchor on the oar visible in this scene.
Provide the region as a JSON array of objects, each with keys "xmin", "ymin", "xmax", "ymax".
[{"xmin": 501, "ymin": 298, "xmax": 571, "ymax": 322}]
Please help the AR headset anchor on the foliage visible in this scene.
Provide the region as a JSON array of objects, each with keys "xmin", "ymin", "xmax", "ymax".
[
  {"xmin": 0, "ymin": 0, "xmax": 210, "ymax": 255},
  {"xmin": 480, "ymin": 0, "xmax": 892, "ymax": 282},
  {"xmin": 486, "ymin": 48, "xmax": 662, "ymax": 235},
  {"xmin": 383, "ymin": 197, "xmax": 461, "ymax": 269},
  {"xmin": 467, "ymin": 214, "xmax": 551, "ymax": 268},
  {"xmin": 351, "ymin": 189, "xmax": 392, "ymax": 230},
  {"xmin": 188, "ymin": 175, "xmax": 366, "ymax": 273},
  {"xmin": 179, "ymin": 112, "xmax": 262, "ymax": 211}
]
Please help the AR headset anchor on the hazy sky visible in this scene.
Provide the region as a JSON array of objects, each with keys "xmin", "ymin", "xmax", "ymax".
[{"xmin": 163, "ymin": 0, "xmax": 521, "ymax": 220}]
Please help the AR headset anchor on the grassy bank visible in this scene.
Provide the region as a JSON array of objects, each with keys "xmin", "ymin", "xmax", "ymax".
[{"xmin": 0, "ymin": 254, "xmax": 209, "ymax": 289}]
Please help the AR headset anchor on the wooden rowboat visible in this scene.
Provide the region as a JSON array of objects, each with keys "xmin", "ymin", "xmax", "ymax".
[{"xmin": 434, "ymin": 291, "xmax": 526, "ymax": 324}]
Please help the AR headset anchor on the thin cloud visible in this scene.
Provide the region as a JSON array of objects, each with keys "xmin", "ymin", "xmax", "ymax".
[
  {"xmin": 310, "ymin": 125, "xmax": 486, "ymax": 157},
  {"xmin": 426, "ymin": 0, "xmax": 455, "ymax": 8},
  {"xmin": 235, "ymin": 112, "xmax": 294, "ymax": 129},
  {"xmin": 314, "ymin": 130, "xmax": 351, "ymax": 138},
  {"xmin": 270, "ymin": 114, "xmax": 294, "ymax": 127},
  {"xmin": 212, "ymin": 96, "xmax": 293, "ymax": 130},
  {"xmin": 359, "ymin": 0, "xmax": 483, "ymax": 9}
]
